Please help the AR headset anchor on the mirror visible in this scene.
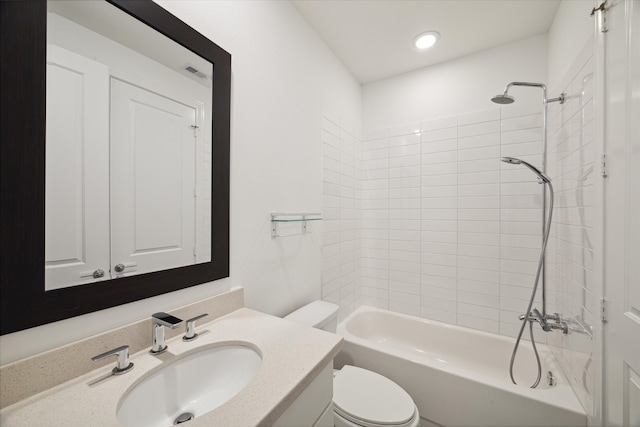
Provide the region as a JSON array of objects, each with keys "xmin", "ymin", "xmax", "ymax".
[
  {"xmin": 46, "ymin": 1, "xmax": 213, "ymax": 290},
  {"xmin": 0, "ymin": 0, "xmax": 230, "ymax": 335}
]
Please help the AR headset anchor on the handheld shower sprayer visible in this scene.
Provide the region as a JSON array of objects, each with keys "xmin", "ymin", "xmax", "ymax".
[
  {"xmin": 501, "ymin": 155, "xmax": 563, "ymax": 388},
  {"xmin": 501, "ymin": 157, "xmax": 551, "ymax": 184}
]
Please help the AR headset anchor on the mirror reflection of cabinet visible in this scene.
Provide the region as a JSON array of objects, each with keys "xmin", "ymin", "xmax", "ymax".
[
  {"xmin": 45, "ymin": 45, "xmax": 110, "ymax": 289},
  {"xmin": 110, "ymin": 79, "xmax": 198, "ymax": 281},
  {"xmin": 45, "ymin": 3, "xmax": 212, "ymax": 290},
  {"xmin": 1, "ymin": 0, "xmax": 230, "ymax": 335}
]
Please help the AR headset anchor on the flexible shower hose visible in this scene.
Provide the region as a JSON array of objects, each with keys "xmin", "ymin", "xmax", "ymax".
[{"xmin": 509, "ymin": 181, "xmax": 554, "ymax": 388}]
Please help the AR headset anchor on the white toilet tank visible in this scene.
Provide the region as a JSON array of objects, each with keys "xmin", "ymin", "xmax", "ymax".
[
  {"xmin": 284, "ymin": 300, "xmax": 339, "ymax": 333},
  {"xmin": 285, "ymin": 301, "xmax": 421, "ymax": 427}
]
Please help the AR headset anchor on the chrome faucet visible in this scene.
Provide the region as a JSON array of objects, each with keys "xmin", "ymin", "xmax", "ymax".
[{"xmin": 150, "ymin": 312, "xmax": 183, "ymax": 354}]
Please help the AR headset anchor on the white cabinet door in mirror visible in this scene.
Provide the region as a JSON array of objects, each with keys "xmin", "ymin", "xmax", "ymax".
[
  {"xmin": 110, "ymin": 79, "xmax": 197, "ymax": 277},
  {"xmin": 45, "ymin": 2, "xmax": 213, "ymax": 291},
  {"xmin": 45, "ymin": 45, "xmax": 110, "ymax": 290}
]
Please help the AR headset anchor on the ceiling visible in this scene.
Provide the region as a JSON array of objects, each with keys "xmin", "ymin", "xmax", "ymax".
[{"xmin": 292, "ymin": 0, "xmax": 560, "ymax": 84}]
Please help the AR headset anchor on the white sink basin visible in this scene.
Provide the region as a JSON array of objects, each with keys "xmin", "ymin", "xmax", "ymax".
[{"xmin": 117, "ymin": 344, "xmax": 262, "ymax": 427}]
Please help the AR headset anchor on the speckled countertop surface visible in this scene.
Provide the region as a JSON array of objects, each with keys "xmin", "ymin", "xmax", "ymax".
[{"xmin": 0, "ymin": 308, "xmax": 343, "ymax": 427}]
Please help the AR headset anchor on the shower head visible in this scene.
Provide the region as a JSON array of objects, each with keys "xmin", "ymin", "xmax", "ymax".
[
  {"xmin": 501, "ymin": 157, "xmax": 551, "ymax": 183},
  {"xmin": 491, "ymin": 82, "xmax": 548, "ymax": 105},
  {"xmin": 501, "ymin": 156, "xmax": 522, "ymax": 165},
  {"xmin": 491, "ymin": 93, "xmax": 515, "ymax": 104}
]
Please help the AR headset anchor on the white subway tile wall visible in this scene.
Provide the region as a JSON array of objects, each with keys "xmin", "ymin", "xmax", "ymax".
[
  {"xmin": 322, "ymin": 117, "xmax": 363, "ymax": 321},
  {"xmin": 358, "ymin": 108, "xmax": 549, "ymax": 338},
  {"xmin": 546, "ymin": 45, "xmax": 596, "ymax": 416},
  {"xmin": 421, "ymin": 117, "xmax": 459, "ymax": 323},
  {"xmin": 323, "ymin": 107, "xmax": 549, "ymax": 330},
  {"xmin": 360, "ymin": 126, "xmax": 390, "ymax": 312}
]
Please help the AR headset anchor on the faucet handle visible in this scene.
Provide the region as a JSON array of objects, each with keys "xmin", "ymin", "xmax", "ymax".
[
  {"xmin": 92, "ymin": 345, "xmax": 134, "ymax": 375},
  {"xmin": 183, "ymin": 313, "xmax": 209, "ymax": 342}
]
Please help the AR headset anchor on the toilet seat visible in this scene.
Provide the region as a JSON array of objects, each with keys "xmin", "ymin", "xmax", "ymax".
[{"xmin": 333, "ymin": 365, "xmax": 418, "ymax": 427}]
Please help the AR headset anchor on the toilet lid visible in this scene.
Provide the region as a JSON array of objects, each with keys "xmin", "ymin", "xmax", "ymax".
[{"xmin": 333, "ymin": 365, "xmax": 416, "ymax": 426}]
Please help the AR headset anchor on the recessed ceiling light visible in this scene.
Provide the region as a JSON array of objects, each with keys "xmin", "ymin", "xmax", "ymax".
[{"xmin": 413, "ymin": 31, "xmax": 440, "ymax": 50}]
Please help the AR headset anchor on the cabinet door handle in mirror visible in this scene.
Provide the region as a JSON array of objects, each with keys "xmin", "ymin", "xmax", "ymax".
[
  {"xmin": 113, "ymin": 262, "xmax": 138, "ymax": 274},
  {"xmin": 79, "ymin": 269, "xmax": 105, "ymax": 279}
]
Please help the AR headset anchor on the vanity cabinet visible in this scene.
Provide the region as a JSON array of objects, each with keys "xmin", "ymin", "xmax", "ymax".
[{"xmin": 274, "ymin": 362, "xmax": 334, "ymax": 427}]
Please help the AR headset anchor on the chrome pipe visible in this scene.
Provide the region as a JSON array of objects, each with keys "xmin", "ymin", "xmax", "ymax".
[{"xmin": 492, "ymin": 82, "xmax": 553, "ymax": 317}]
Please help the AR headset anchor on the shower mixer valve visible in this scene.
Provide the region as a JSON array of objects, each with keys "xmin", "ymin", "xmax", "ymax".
[{"xmin": 519, "ymin": 309, "xmax": 568, "ymax": 334}]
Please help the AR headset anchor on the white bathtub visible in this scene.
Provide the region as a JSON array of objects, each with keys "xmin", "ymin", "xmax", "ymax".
[{"xmin": 334, "ymin": 306, "xmax": 586, "ymax": 427}]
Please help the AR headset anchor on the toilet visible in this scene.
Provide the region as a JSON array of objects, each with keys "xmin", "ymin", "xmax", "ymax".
[{"xmin": 285, "ymin": 301, "xmax": 420, "ymax": 427}]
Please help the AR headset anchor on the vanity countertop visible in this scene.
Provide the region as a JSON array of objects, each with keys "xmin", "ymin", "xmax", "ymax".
[{"xmin": 0, "ymin": 308, "xmax": 343, "ymax": 426}]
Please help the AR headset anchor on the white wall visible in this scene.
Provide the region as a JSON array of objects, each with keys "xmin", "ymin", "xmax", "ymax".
[
  {"xmin": 157, "ymin": 0, "xmax": 362, "ymax": 317},
  {"xmin": 547, "ymin": 0, "xmax": 595, "ymax": 92},
  {"xmin": 0, "ymin": 0, "xmax": 361, "ymax": 365},
  {"xmin": 362, "ymin": 34, "xmax": 548, "ymax": 131}
]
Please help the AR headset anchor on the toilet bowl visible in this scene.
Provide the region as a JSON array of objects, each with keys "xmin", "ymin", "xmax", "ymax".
[{"xmin": 285, "ymin": 301, "xmax": 420, "ymax": 427}]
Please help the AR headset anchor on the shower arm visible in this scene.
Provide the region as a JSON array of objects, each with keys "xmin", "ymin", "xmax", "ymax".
[
  {"xmin": 501, "ymin": 82, "xmax": 565, "ymax": 105},
  {"xmin": 503, "ymin": 81, "xmax": 546, "ymax": 93}
]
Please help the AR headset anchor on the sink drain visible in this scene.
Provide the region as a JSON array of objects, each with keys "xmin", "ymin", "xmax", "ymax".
[{"xmin": 174, "ymin": 412, "xmax": 195, "ymax": 424}]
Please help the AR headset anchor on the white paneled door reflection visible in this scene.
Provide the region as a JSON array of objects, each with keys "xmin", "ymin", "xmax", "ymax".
[
  {"xmin": 45, "ymin": 44, "xmax": 198, "ymax": 289},
  {"xmin": 45, "ymin": 45, "xmax": 110, "ymax": 290},
  {"xmin": 110, "ymin": 79, "xmax": 197, "ymax": 278}
]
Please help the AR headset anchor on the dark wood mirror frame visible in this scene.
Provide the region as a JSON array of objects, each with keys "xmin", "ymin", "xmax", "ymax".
[{"xmin": 0, "ymin": 0, "xmax": 230, "ymax": 335}]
